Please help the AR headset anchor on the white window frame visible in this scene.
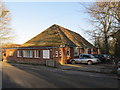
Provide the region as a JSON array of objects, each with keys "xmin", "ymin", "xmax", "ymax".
[
  {"xmin": 17, "ymin": 50, "xmax": 22, "ymax": 57},
  {"xmin": 23, "ymin": 50, "xmax": 33, "ymax": 58},
  {"xmin": 23, "ymin": 50, "xmax": 27, "ymax": 57},
  {"xmin": 10, "ymin": 51, "xmax": 14, "ymax": 56},
  {"xmin": 55, "ymin": 51, "xmax": 58, "ymax": 57},
  {"xmin": 43, "ymin": 50, "xmax": 50, "ymax": 59},
  {"xmin": 74, "ymin": 47, "xmax": 79, "ymax": 56},
  {"xmin": 34, "ymin": 50, "xmax": 40, "ymax": 58},
  {"xmin": 59, "ymin": 51, "xmax": 62, "ymax": 57}
]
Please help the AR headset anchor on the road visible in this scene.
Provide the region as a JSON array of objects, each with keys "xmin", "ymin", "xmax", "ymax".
[
  {"xmin": 0, "ymin": 61, "xmax": 2, "ymax": 90},
  {"xmin": 2, "ymin": 61, "xmax": 119, "ymax": 88}
]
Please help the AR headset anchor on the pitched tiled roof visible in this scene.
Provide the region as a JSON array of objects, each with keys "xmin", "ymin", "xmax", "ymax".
[
  {"xmin": 21, "ymin": 24, "xmax": 94, "ymax": 48},
  {"xmin": 1, "ymin": 44, "xmax": 21, "ymax": 48}
]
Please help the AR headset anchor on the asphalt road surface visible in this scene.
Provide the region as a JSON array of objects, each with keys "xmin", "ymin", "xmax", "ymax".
[
  {"xmin": 0, "ymin": 61, "xmax": 2, "ymax": 90},
  {"xmin": 2, "ymin": 61, "xmax": 120, "ymax": 88}
]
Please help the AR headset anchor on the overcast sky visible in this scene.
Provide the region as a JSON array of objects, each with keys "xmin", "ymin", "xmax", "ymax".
[{"xmin": 5, "ymin": 2, "xmax": 93, "ymax": 44}]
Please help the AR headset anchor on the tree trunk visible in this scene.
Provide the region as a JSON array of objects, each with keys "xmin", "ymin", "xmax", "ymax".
[{"xmin": 104, "ymin": 34, "xmax": 109, "ymax": 54}]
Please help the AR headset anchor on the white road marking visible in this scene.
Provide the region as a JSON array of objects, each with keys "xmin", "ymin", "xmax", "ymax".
[
  {"xmin": 89, "ymin": 74, "xmax": 101, "ymax": 77},
  {"xmin": 89, "ymin": 74, "xmax": 119, "ymax": 79}
]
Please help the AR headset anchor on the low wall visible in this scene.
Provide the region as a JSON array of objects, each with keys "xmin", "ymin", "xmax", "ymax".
[
  {"xmin": 46, "ymin": 59, "xmax": 56, "ymax": 67},
  {"xmin": 6, "ymin": 58, "xmax": 59, "ymax": 67},
  {"xmin": 6, "ymin": 59, "xmax": 46, "ymax": 65}
]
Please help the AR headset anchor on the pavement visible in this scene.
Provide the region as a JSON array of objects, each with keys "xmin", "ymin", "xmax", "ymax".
[{"xmin": 57, "ymin": 63, "xmax": 118, "ymax": 76}]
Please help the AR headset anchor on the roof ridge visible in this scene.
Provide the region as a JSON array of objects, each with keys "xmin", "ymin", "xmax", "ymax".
[{"xmin": 56, "ymin": 26, "xmax": 66, "ymax": 45}]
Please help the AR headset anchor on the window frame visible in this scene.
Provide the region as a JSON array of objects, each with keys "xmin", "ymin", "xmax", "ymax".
[
  {"xmin": 74, "ymin": 48, "xmax": 79, "ymax": 56},
  {"xmin": 17, "ymin": 50, "xmax": 22, "ymax": 57},
  {"xmin": 55, "ymin": 51, "xmax": 59, "ymax": 57},
  {"xmin": 43, "ymin": 50, "xmax": 50, "ymax": 59},
  {"xmin": 59, "ymin": 51, "xmax": 62, "ymax": 57},
  {"xmin": 23, "ymin": 50, "xmax": 33, "ymax": 58},
  {"xmin": 34, "ymin": 50, "xmax": 40, "ymax": 58},
  {"xmin": 10, "ymin": 51, "xmax": 14, "ymax": 56}
]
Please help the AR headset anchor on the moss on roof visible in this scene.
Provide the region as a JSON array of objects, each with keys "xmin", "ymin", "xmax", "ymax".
[
  {"xmin": 21, "ymin": 24, "xmax": 94, "ymax": 48},
  {"xmin": 1, "ymin": 44, "xmax": 21, "ymax": 48}
]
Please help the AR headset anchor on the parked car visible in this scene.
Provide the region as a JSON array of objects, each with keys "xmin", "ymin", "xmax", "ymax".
[
  {"xmin": 117, "ymin": 61, "xmax": 120, "ymax": 76},
  {"xmin": 69, "ymin": 54, "xmax": 100, "ymax": 65},
  {"xmin": 92, "ymin": 54, "xmax": 110, "ymax": 62}
]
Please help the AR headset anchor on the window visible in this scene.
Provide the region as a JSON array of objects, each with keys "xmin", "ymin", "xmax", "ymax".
[
  {"xmin": 83, "ymin": 55, "xmax": 91, "ymax": 58},
  {"xmin": 74, "ymin": 48, "xmax": 78, "ymax": 56},
  {"xmin": 88, "ymin": 49, "xmax": 91, "ymax": 54},
  {"xmin": 3, "ymin": 53, "xmax": 6, "ymax": 56},
  {"xmin": 23, "ymin": 50, "xmax": 33, "ymax": 58},
  {"xmin": 82, "ymin": 55, "xmax": 94, "ymax": 59},
  {"xmin": 55, "ymin": 51, "xmax": 58, "ymax": 57},
  {"xmin": 59, "ymin": 51, "xmax": 62, "ymax": 57},
  {"xmin": 34, "ymin": 50, "xmax": 40, "ymax": 58},
  {"xmin": 80, "ymin": 48, "xmax": 84, "ymax": 54},
  {"xmin": 67, "ymin": 49, "xmax": 70, "ymax": 56},
  {"xmin": 10, "ymin": 51, "xmax": 14, "ymax": 56},
  {"xmin": 17, "ymin": 50, "xmax": 22, "ymax": 57},
  {"xmin": 43, "ymin": 50, "xmax": 50, "ymax": 59}
]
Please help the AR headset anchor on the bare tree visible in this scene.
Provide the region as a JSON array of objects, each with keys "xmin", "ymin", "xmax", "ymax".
[
  {"xmin": 0, "ymin": 1, "xmax": 14, "ymax": 46},
  {"xmin": 84, "ymin": 1, "xmax": 119, "ymax": 54},
  {"xmin": 110, "ymin": 2, "xmax": 120, "ymax": 24}
]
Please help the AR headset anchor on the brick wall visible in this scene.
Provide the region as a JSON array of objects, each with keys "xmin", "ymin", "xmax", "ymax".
[
  {"xmin": 3, "ymin": 47, "xmax": 99, "ymax": 65},
  {"xmin": 3, "ymin": 48, "xmax": 61, "ymax": 65}
]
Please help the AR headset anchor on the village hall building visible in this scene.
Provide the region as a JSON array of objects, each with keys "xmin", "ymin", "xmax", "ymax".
[{"xmin": 2, "ymin": 24, "xmax": 100, "ymax": 65}]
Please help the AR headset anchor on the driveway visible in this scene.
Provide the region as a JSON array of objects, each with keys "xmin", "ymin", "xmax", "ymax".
[{"xmin": 58, "ymin": 62, "xmax": 117, "ymax": 75}]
